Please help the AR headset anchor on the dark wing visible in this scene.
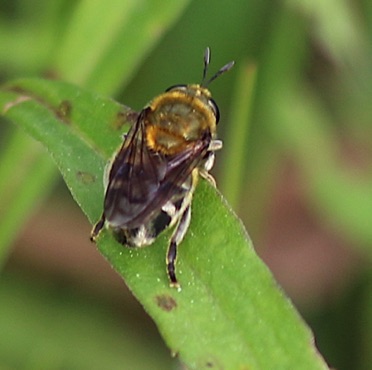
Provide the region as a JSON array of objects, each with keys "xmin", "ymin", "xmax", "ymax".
[
  {"xmin": 103, "ymin": 108, "xmax": 210, "ymax": 229},
  {"xmin": 103, "ymin": 109, "xmax": 164, "ymax": 227},
  {"xmin": 127, "ymin": 138, "xmax": 209, "ymax": 228}
]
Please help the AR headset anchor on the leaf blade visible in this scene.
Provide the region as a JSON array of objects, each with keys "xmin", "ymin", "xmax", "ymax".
[{"xmin": 0, "ymin": 78, "xmax": 329, "ymax": 370}]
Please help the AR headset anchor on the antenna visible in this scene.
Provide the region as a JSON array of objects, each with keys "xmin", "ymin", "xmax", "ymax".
[
  {"xmin": 201, "ymin": 47, "xmax": 234, "ymax": 87},
  {"xmin": 201, "ymin": 47, "xmax": 211, "ymax": 85}
]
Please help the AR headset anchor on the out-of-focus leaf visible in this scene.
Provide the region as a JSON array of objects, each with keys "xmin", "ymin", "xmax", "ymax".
[
  {"xmin": 286, "ymin": 0, "xmax": 368, "ymax": 65},
  {"xmin": 54, "ymin": 0, "xmax": 191, "ymax": 94},
  {"xmin": 257, "ymin": 4, "xmax": 372, "ymax": 253},
  {"xmin": 220, "ymin": 62, "xmax": 257, "ymax": 209}
]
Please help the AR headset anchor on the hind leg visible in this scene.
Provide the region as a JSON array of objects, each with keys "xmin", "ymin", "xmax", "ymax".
[
  {"xmin": 166, "ymin": 205, "xmax": 191, "ymax": 288},
  {"xmin": 90, "ymin": 214, "xmax": 105, "ymax": 242}
]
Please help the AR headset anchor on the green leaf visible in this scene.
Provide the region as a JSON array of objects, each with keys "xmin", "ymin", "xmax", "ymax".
[
  {"xmin": 220, "ymin": 61, "xmax": 257, "ymax": 209},
  {"xmin": 0, "ymin": 78, "xmax": 329, "ymax": 369},
  {"xmin": 54, "ymin": 0, "xmax": 191, "ymax": 94}
]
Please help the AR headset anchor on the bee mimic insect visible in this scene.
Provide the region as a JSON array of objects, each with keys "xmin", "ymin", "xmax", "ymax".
[{"xmin": 91, "ymin": 47, "xmax": 234, "ymax": 288}]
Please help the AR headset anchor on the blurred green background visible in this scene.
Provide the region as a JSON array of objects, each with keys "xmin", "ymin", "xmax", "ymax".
[{"xmin": 0, "ymin": 0, "xmax": 371, "ymax": 369}]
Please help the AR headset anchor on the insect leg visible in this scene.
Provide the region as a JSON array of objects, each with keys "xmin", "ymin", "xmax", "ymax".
[
  {"xmin": 166, "ymin": 205, "xmax": 191, "ymax": 287},
  {"xmin": 200, "ymin": 170, "xmax": 217, "ymax": 187},
  {"xmin": 200, "ymin": 151, "xmax": 217, "ymax": 187},
  {"xmin": 90, "ymin": 214, "xmax": 106, "ymax": 242},
  {"xmin": 208, "ymin": 139, "xmax": 223, "ymax": 151},
  {"xmin": 199, "ymin": 140, "xmax": 222, "ymax": 187}
]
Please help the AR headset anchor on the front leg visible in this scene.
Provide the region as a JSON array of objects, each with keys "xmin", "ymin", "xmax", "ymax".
[{"xmin": 199, "ymin": 139, "xmax": 223, "ymax": 187}]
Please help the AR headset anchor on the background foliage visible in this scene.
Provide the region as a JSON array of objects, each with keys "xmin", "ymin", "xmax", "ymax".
[{"xmin": 0, "ymin": 0, "xmax": 371, "ymax": 369}]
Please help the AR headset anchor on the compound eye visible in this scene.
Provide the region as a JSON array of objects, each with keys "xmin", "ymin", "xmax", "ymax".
[
  {"xmin": 208, "ymin": 98, "xmax": 220, "ymax": 123},
  {"xmin": 165, "ymin": 84, "xmax": 187, "ymax": 92}
]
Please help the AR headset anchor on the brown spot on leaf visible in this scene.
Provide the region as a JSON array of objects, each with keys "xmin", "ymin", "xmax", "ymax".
[
  {"xmin": 111, "ymin": 109, "xmax": 138, "ymax": 130},
  {"xmin": 76, "ymin": 171, "xmax": 96, "ymax": 184},
  {"xmin": 56, "ymin": 100, "xmax": 72, "ymax": 123},
  {"xmin": 155, "ymin": 294, "xmax": 177, "ymax": 312},
  {"xmin": 197, "ymin": 355, "xmax": 224, "ymax": 369}
]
